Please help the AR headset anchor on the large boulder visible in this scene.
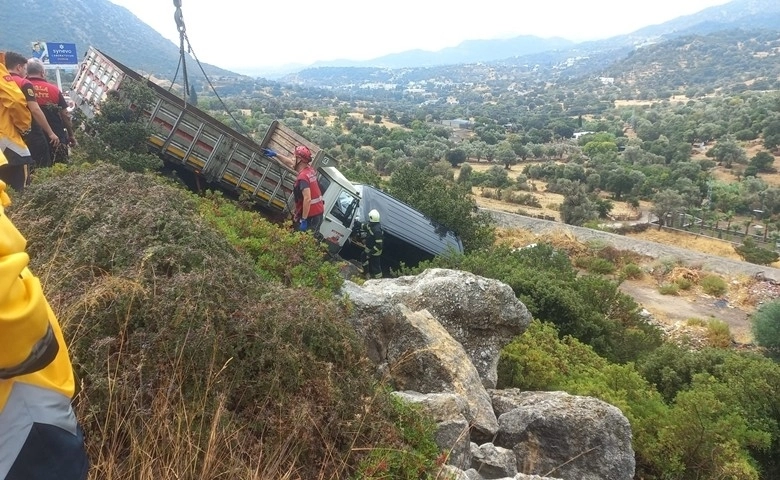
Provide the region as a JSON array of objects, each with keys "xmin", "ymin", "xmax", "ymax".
[
  {"xmin": 491, "ymin": 390, "xmax": 635, "ymax": 480},
  {"xmin": 343, "ymin": 268, "xmax": 531, "ymax": 388},
  {"xmin": 373, "ymin": 305, "xmax": 499, "ymax": 437}
]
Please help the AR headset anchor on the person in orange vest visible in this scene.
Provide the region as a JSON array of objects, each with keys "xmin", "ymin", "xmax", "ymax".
[
  {"xmin": 0, "ymin": 85, "xmax": 89, "ymax": 480},
  {"xmin": 25, "ymin": 58, "xmax": 76, "ymax": 165},
  {"xmin": 263, "ymin": 144, "xmax": 324, "ymax": 234}
]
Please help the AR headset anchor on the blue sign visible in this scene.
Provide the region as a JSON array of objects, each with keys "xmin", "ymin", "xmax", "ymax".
[{"xmin": 45, "ymin": 42, "xmax": 78, "ymax": 65}]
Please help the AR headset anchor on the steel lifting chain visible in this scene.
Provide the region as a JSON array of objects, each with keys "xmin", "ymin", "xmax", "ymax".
[{"xmin": 173, "ymin": 0, "xmax": 186, "ymax": 33}]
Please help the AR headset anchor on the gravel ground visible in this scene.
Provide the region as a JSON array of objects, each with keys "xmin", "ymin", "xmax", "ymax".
[{"xmin": 484, "ymin": 209, "xmax": 780, "ymax": 283}]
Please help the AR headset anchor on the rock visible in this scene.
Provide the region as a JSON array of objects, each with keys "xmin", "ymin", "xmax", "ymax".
[
  {"xmin": 491, "ymin": 390, "xmax": 635, "ymax": 480},
  {"xmin": 470, "ymin": 442, "xmax": 518, "ymax": 479},
  {"xmin": 345, "ymin": 268, "xmax": 531, "ymax": 388},
  {"xmin": 392, "ymin": 391, "xmax": 472, "ymax": 469},
  {"xmin": 379, "ymin": 305, "xmax": 499, "ymax": 437},
  {"xmin": 342, "ymin": 270, "xmax": 634, "ymax": 480}
]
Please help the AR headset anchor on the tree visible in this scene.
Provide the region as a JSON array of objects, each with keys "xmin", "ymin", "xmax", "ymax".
[
  {"xmin": 762, "ymin": 116, "xmax": 780, "ymax": 151},
  {"xmin": 749, "ymin": 151, "xmax": 775, "ymax": 173},
  {"xmin": 560, "ymin": 184, "xmax": 598, "ymax": 226},
  {"xmin": 457, "ymin": 163, "xmax": 473, "ymax": 187},
  {"xmin": 708, "ymin": 136, "xmax": 747, "ymax": 168},
  {"xmin": 752, "ymin": 300, "xmax": 780, "ymax": 350},
  {"xmin": 483, "ymin": 165, "xmax": 511, "ymax": 188},
  {"xmin": 387, "ymin": 164, "xmax": 495, "ymax": 252},
  {"xmin": 188, "ymin": 85, "xmax": 198, "ymax": 106},
  {"xmin": 605, "ymin": 168, "xmax": 641, "ymax": 200},
  {"xmin": 495, "ymin": 142, "xmax": 517, "ymax": 169},
  {"xmin": 445, "ymin": 148, "xmax": 467, "ymax": 167},
  {"xmin": 651, "ymin": 189, "xmax": 686, "ymax": 229},
  {"xmin": 77, "ymin": 80, "xmax": 163, "ymax": 172}
]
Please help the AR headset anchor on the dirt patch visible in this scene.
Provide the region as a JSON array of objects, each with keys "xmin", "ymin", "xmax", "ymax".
[
  {"xmin": 619, "ymin": 277, "xmax": 753, "ymax": 344},
  {"xmin": 490, "ymin": 219, "xmax": 778, "ymax": 346}
]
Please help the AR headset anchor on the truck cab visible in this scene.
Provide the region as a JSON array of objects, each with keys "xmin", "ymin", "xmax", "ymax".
[{"xmin": 315, "ymin": 164, "xmax": 360, "ymax": 254}]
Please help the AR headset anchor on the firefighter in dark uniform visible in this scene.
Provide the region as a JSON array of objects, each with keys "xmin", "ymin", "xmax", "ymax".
[{"xmin": 362, "ymin": 209, "xmax": 384, "ymax": 279}]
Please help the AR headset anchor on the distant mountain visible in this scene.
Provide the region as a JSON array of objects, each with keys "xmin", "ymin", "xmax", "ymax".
[
  {"xmin": 0, "ymin": 0, "xmax": 237, "ymax": 80},
  {"xmin": 287, "ymin": 0, "xmax": 780, "ymax": 86},
  {"xmin": 630, "ymin": 0, "xmax": 780, "ymax": 38},
  {"xmin": 307, "ymin": 36, "xmax": 575, "ymax": 70}
]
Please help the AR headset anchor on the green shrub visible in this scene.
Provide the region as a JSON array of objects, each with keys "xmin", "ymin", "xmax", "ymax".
[
  {"xmin": 11, "ymin": 164, "xmax": 441, "ymax": 479},
  {"xmin": 357, "ymin": 394, "xmax": 441, "ymax": 478},
  {"xmin": 701, "ymin": 274, "xmax": 728, "ymax": 296},
  {"xmin": 574, "ymin": 256, "xmax": 616, "ymax": 274},
  {"xmin": 734, "ymin": 237, "xmax": 780, "ymax": 265},
  {"xmin": 752, "ymin": 300, "xmax": 780, "ymax": 350},
  {"xmin": 587, "ymin": 257, "xmax": 616, "ymax": 274},
  {"xmin": 621, "ymin": 263, "xmax": 644, "ymax": 279},
  {"xmin": 659, "ymin": 283, "xmax": 680, "ymax": 295},
  {"xmin": 686, "ymin": 318, "xmax": 707, "ymax": 327},
  {"xmin": 706, "ymin": 319, "xmax": 731, "ymax": 347},
  {"xmin": 675, "ymin": 277, "xmax": 694, "ymax": 291}
]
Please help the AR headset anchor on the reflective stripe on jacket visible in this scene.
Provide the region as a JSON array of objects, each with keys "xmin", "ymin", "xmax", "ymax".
[{"xmin": 363, "ymin": 222, "xmax": 383, "ymax": 256}]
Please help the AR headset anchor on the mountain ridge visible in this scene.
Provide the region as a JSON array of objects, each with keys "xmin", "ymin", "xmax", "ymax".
[{"xmin": 1, "ymin": 0, "xmax": 779, "ymax": 81}]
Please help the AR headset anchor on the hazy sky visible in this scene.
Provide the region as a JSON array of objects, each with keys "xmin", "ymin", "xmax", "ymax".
[{"xmin": 109, "ymin": 0, "xmax": 732, "ymax": 74}]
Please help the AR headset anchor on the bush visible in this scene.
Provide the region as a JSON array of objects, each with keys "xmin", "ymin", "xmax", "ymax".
[
  {"xmin": 735, "ymin": 237, "xmax": 780, "ymax": 265},
  {"xmin": 675, "ymin": 277, "xmax": 694, "ymax": 291},
  {"xmin": 504, "ymin": 191, "xmax": 542, "ymax": 207},
  {"xmin": 706, "ymin": 319, "xmax": 731, "ymax": 347},
  {"xmin": 388, "ymin": 164, "xmax": 496, "ymax": 252},
  {"xmin": 621, "ymin": 263, "xmax": 644, "ymax": 279},
  {"xmin": 575, "ymin": 256, "xmax": 616, "ymax": 275},
  {"xmin": 659, "ymin": 283, "xmax": 680, "ymax": 295},
  {"xmin": 701, "ymin": 274, "xmax": 728, "ymax": 296},
  {"xmin": 752, "ymin": 300, "xmax": 780, "ymax": 350},
  {"xmin": 11, "ymin": 164, "xmax": 441, "ymax": 479}
]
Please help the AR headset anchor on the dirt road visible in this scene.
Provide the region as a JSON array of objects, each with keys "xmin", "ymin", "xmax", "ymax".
[
  {"xmin": 482, "ymin": 209, "xmax": 776, "ymax": 344},
  {"xmin": 484, "ymin": 209, "xmax": 780, "ymax": 282}
]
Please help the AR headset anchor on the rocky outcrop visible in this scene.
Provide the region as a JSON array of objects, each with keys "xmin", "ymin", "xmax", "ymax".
[
  {"xmin": 491, "ymin": 390, "xmax": 635, "ymax": 480},
  {"xmin": 341, "ymin": 268, "xmax": 635, "ymax": 480},
  {"xmin": 345, "ymin": 268, "xmax": 530, "ymax": 389}
]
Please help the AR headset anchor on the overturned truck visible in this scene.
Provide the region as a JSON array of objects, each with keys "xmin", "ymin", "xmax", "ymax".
[{"xmin": 70, "ymin": 46, "xmax": 463, "ymax": 269}]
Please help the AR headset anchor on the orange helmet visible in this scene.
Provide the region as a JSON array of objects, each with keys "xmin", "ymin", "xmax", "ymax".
[{"xmin": 294, "ymin": 145, "xmax": 312, "ymax": 163}]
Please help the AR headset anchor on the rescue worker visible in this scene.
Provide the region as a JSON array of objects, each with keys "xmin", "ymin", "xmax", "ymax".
[
  {"xmin": 290, "ymin": 145, "xmax": 324, "ymax": 234},
  {"xmin": 0, "ymin": 52, "xmax": 33, "ymax": 192},
  {"xmin": 0, "ymin": 151, "xmax": 89, "ymax": 478},
  {"xmin": 4, "ymin": 51, "xmax": 60, "ymax": 175},
  {"xmin": 362, "ymin": 209, "xmax": 384, "ymax": 279}
]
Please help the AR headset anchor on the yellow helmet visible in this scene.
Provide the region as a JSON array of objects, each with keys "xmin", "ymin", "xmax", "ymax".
[{"xmin": 368, "ymin": 209, "xmax": 380, "ymax": 222}]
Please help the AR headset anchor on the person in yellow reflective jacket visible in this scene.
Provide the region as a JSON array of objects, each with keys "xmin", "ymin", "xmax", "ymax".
[
  {"xmin": 0, "ymin": 53, "xmax": 33, "ymax": 192},
  {"xmin": 0, "ymin": 168, "xmax": 88, "ymax": 476}
]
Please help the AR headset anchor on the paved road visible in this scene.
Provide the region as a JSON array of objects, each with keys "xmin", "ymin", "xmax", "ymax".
[{"xmin": 483, "ymin": 209, "xmax": 780, "ymax": 283}]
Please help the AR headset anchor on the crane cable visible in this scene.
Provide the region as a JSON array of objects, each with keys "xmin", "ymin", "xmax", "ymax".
[
  {"xmin": 170, "ymin": 0, "xmax": 246, "ymax": 134},
  {"xmin": 173, "ymin": 0, "xmax": 190, "ymax": 104}
]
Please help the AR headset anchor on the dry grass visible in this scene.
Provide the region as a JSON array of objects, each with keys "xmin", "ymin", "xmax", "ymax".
[
  {"xmin": 11, "ymin": 163, "xmax": 446, "ymax": 480},
  {"xmin": 626, "ymin": 228, "xmax": 742, "ymax": 260}
]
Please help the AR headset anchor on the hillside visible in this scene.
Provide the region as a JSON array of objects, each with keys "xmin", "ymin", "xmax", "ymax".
[
  {"xmin": 8, "ymin": 163, "xmax": 421, "ymax": 478},
  {"xmin": 0, "ymin": 0, "xmax": 236, "ymax": 78}
]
